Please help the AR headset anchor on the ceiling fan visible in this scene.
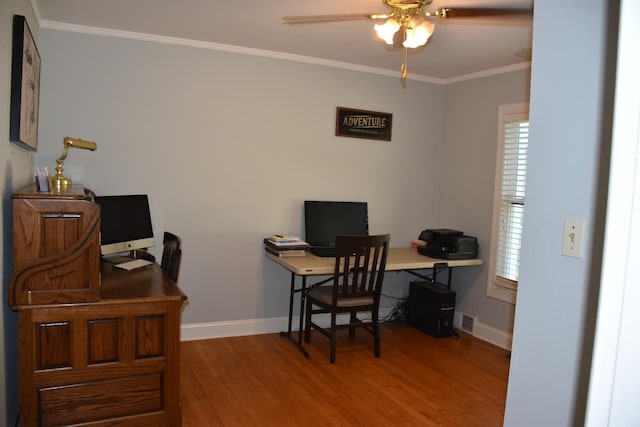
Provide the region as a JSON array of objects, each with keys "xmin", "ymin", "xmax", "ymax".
[{"xmin": 283, "ymin": 0, "xmax": 533, "ymax": 80}]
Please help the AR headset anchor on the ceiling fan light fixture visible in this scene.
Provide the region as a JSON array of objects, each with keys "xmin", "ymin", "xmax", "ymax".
[
  {"xmin": 284, "ymin": 0, "xmax": 532, "ymax": 83},
  {"xmin": 403, "ymin": 20, "xmax": 434, "ymax": 48},
  {"xmin": 374, "ymin": 18, "xmax": 400, "ymax": 44}
]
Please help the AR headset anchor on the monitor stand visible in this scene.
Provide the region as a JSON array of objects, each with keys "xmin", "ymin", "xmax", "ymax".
[
  {"xmin": 103, "ymin": 249, "xmax": 151, "ymax": 264},
  {"xmin": 103, "ymin": 254, "xmax": 134, "ymax": 264}
]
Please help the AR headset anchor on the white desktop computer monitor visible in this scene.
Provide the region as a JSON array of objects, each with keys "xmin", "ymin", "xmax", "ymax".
[{"xmin": 94, "ymin": 194, "xmax": 155, "ymax": 257}]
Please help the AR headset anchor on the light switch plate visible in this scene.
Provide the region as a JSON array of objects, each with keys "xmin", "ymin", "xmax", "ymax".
[{"xmin": 562, "ymin": 218, "xmax": 585, "ymax": 258}]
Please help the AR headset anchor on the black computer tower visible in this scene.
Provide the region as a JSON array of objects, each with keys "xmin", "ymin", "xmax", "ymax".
[{"xmin": 407, "ymin": 281, "xmax": 456, "ymax": 338}]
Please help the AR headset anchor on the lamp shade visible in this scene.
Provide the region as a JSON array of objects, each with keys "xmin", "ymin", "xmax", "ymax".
[
  {"xmin": 374, "ymin": 18, "xmax": 401, "ymax": 45},
  {"xmin": 403, "ymin": 20, "xmax": 435, "ymax": 48}
]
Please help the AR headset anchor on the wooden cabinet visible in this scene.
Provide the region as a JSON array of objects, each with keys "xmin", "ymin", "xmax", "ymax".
[
  {"xmin": 11, "ymin": 185, "xmax": 101, "ymax": 306},
  {"xmin": 9, "ymin": 185, "xmax": 187, "ymax": 426}
]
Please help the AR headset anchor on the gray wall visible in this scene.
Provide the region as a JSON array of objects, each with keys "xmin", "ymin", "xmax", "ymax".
[
  {"xmin": 504, "ymin": 0, "xmax": 614, "ymax": 425},
  {"xmin": 0, "ymin": 1, "xmax": 39, "ymax": 425},
  {"xmin": 442, "ymin": 70, "xmax": 530, "ymax": 334}
]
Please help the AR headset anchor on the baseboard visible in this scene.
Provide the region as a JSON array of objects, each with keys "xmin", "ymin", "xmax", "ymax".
[
  {"xmin": 181, "ymin": 308, "xmax": 512, "ymax": 351},
  {"xmin": 180, "ymin": 317, "xmax": 289, "ymax": 341},
  {"xmin": 453, "ymin": 311, "xmax": 513, "ymax": 350},
  {"xmin": 180, "ymin": 308, "xmax": 395, "ymax": 341}
]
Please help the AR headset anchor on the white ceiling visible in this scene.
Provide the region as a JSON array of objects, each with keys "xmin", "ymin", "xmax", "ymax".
[{"xmin": 33, "ymin": 0, "xmax": 534, "ymax": 82}]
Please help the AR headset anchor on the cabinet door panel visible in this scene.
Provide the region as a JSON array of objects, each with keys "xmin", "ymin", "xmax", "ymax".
[
  {"xmin": 41, "ymin": 214, "xmax": 81, "ymax": 256},
  {"xmin": 136, "ymin": 315, "xmax": 166, "ymax": 359},
  {"xmin": 88, "ymin": 318, "xmax": 120, "ymax": 364},
  {"xmin": 35, "ymin": 322, "xmax": 72, "ymax": 370}
]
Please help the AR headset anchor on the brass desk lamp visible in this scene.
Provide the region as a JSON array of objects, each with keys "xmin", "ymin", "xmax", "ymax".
[{"xmin": 52, "ymin": 137, "xmax": 97, "ymax": 188}]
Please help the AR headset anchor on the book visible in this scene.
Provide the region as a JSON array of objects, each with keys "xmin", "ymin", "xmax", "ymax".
[
  {"xmin": 265, "ymin": 242, "xmax": 310, "ymax": 251},
  {"xmin": 35, "ymin": 167, "xmax": 50, "ymax": 192},
  {"xmin": 264, "ymin": 241, "xmax": 310, "ymax": 252},
  {"xmin": 263, "ymin": 238, "xmax": 310, "ymax": 250},
  {"xmin": 265, "ymin": 246, "xmax": 306, "ymax": 257},
  {"xmin": 268, "ymin": 235, "xmax": 302, "ymax": 243}
]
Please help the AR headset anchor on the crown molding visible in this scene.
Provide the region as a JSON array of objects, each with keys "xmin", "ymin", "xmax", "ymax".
[
  {"xmin": 40, "ymin": 20, "xmax": 529, "ymax": 86},
  {"xmin": 443, "ymin": 62, "xmax": 532, "ymax": 84}
]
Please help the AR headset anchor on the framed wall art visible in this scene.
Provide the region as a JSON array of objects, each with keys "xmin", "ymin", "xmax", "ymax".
[
  {"xmin": 10, "ymin": 15, "xmax": 41, "ymax": 151},
  {"xmin": 335, "ymin": 107, "xmax": 393, "ymax": 142}
]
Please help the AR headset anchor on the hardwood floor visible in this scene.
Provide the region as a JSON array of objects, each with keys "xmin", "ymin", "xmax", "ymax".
[{"xmin": 179, "ymin": 324, "xmax": 510, "ymax": 426}]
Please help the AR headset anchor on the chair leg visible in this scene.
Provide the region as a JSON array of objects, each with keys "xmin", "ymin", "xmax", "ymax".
[
  {"xmin": 330, "ymin": 312, "xmax": 337, "ymax": 363},
  {"xmin": 304, "ymin": 298, "xmax": 312, "ymax": 343},
  {"xmin": 372, "ymin": 309, "xmax": 380, "ymax": 358},
  {"xmin": 348, "ymin": 312, "xmax": 357, "ymax": 338}
]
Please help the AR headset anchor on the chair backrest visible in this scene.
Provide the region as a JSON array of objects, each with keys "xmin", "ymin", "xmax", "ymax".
[
  {"xmin": 161, "ymin": 232, "xmax": 182, "ymax": 283},
  {"xmin": 332, "ymin": 234, "xmax": 390, "ymax": 302}
]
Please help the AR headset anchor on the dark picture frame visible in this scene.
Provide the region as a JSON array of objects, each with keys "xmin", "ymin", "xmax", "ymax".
[
  {"xmin": 10, "ymin": 15, "xmax": 41, "ymax": 151},
  {"xmin": 335, "ymin": 107, "xmax": 393, "ymax": 142}
]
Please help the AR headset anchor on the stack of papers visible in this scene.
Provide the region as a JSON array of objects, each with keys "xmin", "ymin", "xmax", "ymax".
[
  {"xmin": 264, "ymin": 235, "xmax": 310, "ymax": 257},
  {"xmin": 267, "ymin": 235, "xmax": 302, "ymax": 243}
]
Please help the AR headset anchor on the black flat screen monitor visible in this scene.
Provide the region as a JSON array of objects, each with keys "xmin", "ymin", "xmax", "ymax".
[
  {"xmin": 304, "ymin": 201, "xmax": 368, "ymax": 256},
  {"xmin": 94, "ymin": 194, "xmax": 155, "ymax": 257}
]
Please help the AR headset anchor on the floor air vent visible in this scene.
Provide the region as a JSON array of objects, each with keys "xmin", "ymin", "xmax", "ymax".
[{"xmin": 461, "ymin": 314, "xmax": 475, "ymax": 333}]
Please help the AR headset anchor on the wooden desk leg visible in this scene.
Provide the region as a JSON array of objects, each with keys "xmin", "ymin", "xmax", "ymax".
[{"xmin": 279, "ymin": 272, "xmax": 309, "ymax": 358}]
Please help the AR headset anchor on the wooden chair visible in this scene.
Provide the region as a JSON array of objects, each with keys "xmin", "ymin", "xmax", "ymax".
[
  {"xmin": 304, "ymin": 234, "xmax": 390, "ymax": 363},
  {"xmin": 161, "ymin": 231, "xmax": 182, "ymax": 283}
]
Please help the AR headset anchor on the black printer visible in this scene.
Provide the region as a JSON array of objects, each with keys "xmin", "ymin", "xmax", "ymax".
[{"xmin": 417, "ymin": 229, "xmax": 478, "ymax": 260}]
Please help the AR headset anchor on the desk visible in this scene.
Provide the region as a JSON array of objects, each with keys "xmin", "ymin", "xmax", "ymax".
[
  {"xmin": 266, "ymin": 247, "xmax": 482, "ymax": 356},
  {"xmin": 11, "ymin": 184, "xmax": 188, "ymax": 426},
  {"xmin": 16, "ymin": 262, "xmax": 187, "ymax": 426}
]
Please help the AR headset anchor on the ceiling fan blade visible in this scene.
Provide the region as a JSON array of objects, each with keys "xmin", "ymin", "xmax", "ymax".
[
  {"xmin": 433, "ymin": 8, "xmax": 533, "ymax": 19},
  {"xmin": 282, "ymin": 14, "xmax": 371, "ymax": 24}
]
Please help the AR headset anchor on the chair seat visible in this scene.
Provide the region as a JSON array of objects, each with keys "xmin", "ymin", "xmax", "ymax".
[{"xmin": 307, "ymin": 286, "xmax": 374, "ymax": 308}]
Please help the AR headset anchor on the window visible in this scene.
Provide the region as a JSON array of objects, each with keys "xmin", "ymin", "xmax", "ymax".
[{"xmin": 488, "ymin": 103, "xmax": 529, "ymax": 303}]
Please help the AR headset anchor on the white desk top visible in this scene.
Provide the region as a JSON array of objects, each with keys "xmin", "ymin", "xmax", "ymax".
[{"xmin": 265, "ymin": 247, "xmax": 483, "ymax": 276}]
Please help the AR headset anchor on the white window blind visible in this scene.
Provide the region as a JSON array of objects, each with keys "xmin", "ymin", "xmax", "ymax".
[{"xmin": 495, "ymin": 115, "xmax": 529, "ymax": 292}]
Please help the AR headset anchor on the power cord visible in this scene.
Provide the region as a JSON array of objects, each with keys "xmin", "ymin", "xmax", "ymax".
[
  {"xmin": 351, "ymin": 294, "xmax": 409, "ymax": 324},
  {"xmin": 382, "ymin": 295, "xmax": 409, "ymax": 324}
]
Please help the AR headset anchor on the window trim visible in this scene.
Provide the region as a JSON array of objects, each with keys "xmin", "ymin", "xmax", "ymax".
[{"xmin": 487, "ymin": 102, "xmax": 529, "ymax": 304}]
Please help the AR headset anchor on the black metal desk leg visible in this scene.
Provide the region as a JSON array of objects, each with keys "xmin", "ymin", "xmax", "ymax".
[
  {"xmin": 297, "ymin": 276, "xmax": 307, "ymax": 346},
  {"xmin": 279, "ymin": 272, "xmax": 309, "ymax": 358},
  {"xmin": 286, "ymin": 272, "xmax": 296, "ymax": 335}
]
